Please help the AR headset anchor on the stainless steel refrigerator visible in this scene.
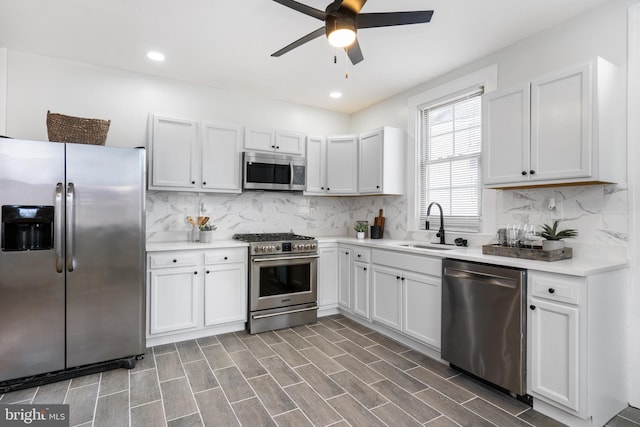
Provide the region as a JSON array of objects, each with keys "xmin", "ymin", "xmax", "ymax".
[{"xmin": 0, "ymin": 138, "xmax": 146, "ymax": 386}]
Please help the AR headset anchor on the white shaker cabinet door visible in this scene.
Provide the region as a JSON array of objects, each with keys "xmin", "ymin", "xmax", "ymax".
[
  {"xmin": 203, "ymin": 263, "xmax": 247, "ymax": 326},
  {"xmin": 149, "ymin": 267, "xmax": 200, "ymax": 334},
  {"xmin": 318, "ymin": 245, "xmax": 339, "ymax": 309},
  {"xmin": 150, "ymin": 115, "xmax": 198, "ymax": 189},
  {"xmin": 371, "ymin": 265, "xmax": 402, "ymax": 330},
  {"xmin": 305, "ymin": 136, "xmax": 326, "ymax": 195},
  {"xmin": 403, "ymin": 271, "xmax": 441, "ymax": 349},
  {"xmin": 529, "ymin": 297, "xmax": 580, "ymax": 411},
  {"xmin": 201, "ymin": 121, "xmax": 243, "ymax": 193},
  {"xmin": 326, "ymin": 136, "xmax": 358, "ymax": 194},
  {"xmin": 338, "ymin": 247, "xmax": 352, "ymax": 310}
]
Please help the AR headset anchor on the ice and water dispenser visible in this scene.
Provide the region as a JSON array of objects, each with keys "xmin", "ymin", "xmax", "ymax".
[{"xmin": 1, "ymin": 205, "xmax": 54, "ymax": 251}]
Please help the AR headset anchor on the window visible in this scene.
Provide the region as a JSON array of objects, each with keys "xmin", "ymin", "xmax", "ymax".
[{"xmin": 418, "ymin": 90, "xmax": 482, "ymax": 232}]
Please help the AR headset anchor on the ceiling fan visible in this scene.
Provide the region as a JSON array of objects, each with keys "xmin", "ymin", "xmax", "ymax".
[{"xmin": 271, "ymin": 0, "xmax": 434, "ymax": 65}]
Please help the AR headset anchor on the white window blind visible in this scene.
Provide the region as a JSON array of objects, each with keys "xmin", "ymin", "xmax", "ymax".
[{"xmin": 419, "ymin": 90, "xmax": 482, "ymax": 232}]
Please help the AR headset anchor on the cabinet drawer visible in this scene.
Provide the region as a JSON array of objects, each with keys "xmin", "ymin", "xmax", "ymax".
[
  {"xmin": 530, "ymin": 271, "xmax": 583, "ymax": 305},
  {"xmin": 351, "ymin": 247, "xmax": 371, "ymax": 263},
  {"xmin": 204, "ymin": 248, "xmax": 247, "ymax": 265},
  {"xmin": 149, "ymin": 252, "xmax": 200, "ymax": 269},
  {"xmin": 372, "ymin": 249, "xmax": 441, "ymax": 276}
]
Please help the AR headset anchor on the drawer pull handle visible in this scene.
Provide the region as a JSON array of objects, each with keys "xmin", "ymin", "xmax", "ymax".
[
  {"xmin": 548, "ymin": 288, "xmax": 555, "ymax": 294},
  {"xmin": 529, "ymin": 305, "xmax": 536, "ymax": 310}
]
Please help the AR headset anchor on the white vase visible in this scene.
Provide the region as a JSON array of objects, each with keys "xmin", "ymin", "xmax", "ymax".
[
  {"xmin": 542, "ymin": 239, "xmax": 564, "ymax": 251},
  {"xmin": 356, "ymin": 232, "xmax": 365, "ymax": 239},
  {"xmin": 200, "ymin": 230, "xmax": 213, "ymax": 243}
]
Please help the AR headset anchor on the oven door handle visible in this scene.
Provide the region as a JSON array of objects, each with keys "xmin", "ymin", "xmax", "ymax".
[
  {"xmin": 252, "ymin": 254, "xmax": 319, "ymax": 262},
  {"xmin": 252, "ymin": 305, "xmax": 318, "ymax": 320}
]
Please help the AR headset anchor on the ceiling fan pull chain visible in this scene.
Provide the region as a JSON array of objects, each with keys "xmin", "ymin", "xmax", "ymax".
[{"xmin": 344, "ymin": 48, "xmax": 349, "ymax": 79}]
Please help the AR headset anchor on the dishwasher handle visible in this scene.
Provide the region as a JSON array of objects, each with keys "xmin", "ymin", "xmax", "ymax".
[{"xmin": 444, "ymin": 267, "xmax": 518, "ymax": 289}]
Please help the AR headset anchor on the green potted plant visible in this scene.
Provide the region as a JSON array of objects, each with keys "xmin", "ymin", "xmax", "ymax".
[
  {"xmin": 354, "ymin": 222, "xmax": 367, "ymax": 239},
  {"xmin": 540, "ymin": 220, "xmax": 578, "ymax": 251},
  {"xmin": 199, "ymin": 223, "xmax": 217, "ymax": 243}
]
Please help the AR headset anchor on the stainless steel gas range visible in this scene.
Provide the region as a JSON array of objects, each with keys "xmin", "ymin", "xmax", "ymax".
[{"xmin": 233, "ymin": 232, "xmax": 318, "ymax": 334}]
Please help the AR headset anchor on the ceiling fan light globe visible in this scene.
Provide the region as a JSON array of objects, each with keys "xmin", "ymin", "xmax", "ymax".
[{"xmin": 328, "ymin": 28, "xmax": 356, "ymax": 48}]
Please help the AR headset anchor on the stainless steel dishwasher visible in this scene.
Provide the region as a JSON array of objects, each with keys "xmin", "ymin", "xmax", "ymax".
[{"xmin": 441, "ymin": 259, "xmax": 528, "ymax": 398}]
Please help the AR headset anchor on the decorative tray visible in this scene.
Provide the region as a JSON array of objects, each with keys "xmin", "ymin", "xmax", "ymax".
[{"xmin": 482, "ymin": 244, "xmax": 573, "ymax": 262}]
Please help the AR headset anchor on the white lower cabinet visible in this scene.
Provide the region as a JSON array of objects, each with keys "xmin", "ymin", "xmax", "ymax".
[
  {"xmin": 527, "ymin": 269, "xmax": 628, "ymax": 427},
  {"xmin": 147, "ymin": 247, "xmax": 248, "ymax": 346},
  {"xmin": 337, "ymin": 245, "xmax": 371, "ymax": 320},
  {"xmin": 371, "ymin": 249, "xmax": 442, "ymax": 349},
  {"xmin": 318, "ymin": 243, "xmax": 339, "ymax": 312},
  {"xmin": 149, "ymin": 265, "xmax": 200, "ymax": 334}
]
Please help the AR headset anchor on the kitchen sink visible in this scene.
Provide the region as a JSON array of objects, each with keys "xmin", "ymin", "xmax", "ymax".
[{"xmin": 395, "ymin": 243, "xmax": 455, "ymax": 251}]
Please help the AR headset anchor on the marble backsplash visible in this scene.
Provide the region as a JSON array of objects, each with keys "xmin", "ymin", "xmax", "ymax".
[{"xmin": 146, "ymin": 183, "xmax": 628, "ymax": 247}]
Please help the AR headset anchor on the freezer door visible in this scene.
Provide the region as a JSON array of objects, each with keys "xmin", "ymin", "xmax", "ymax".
[
  {"xmin": 0, "ymin": 139, "xmax": 66, "ymax": 381},
  {"xmin": 65, "ymin": 144, "xmax": 146, "ymax": 368}
]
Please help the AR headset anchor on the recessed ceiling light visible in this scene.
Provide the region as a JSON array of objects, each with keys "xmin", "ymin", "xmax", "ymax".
[
  {"xmin": 146, "ymin": 51, "xmax": 165, "ymax": 62},
  {"xmin": 330, "ymin": 91, "xmax": 342, "ymax": 99}
]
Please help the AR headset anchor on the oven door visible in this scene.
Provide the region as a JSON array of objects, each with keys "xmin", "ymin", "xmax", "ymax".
[{"xmin": 250, "ymin": 253, "xmax": 318, "ymax": 312}]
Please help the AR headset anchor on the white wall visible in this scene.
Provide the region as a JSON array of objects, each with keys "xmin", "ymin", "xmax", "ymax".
[
  {"xmin": 627, "ymin": 3, "xmax": 640, "ymax": 408},
  {"xmin": 0, "ymin": 48, "xmax": 7, "ymax": 136},
  {"xmin": 4, "ymin": 51, "xmax": 351, "ymax": 147}
]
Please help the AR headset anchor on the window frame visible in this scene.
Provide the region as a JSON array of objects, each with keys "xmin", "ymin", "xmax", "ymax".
[{"xmin": 406, "ymin": 65, "xmax": 498, "ymax": 234}]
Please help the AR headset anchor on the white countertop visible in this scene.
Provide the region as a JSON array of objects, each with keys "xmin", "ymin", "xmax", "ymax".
[{"xmin": 146, "ymin": 237, "xmax": 628, "ymax": 277}]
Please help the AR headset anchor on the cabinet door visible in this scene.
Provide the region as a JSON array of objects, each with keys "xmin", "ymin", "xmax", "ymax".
[
  {"xmin": 318, "ymin": 245, "xmax": 339, "ymax": 308},
  {"xmin": 326, "ymin": 136, "xmax": 358, "ymax": 194},
  {"xmin": 371, "ymin": 265, "xmax": 401, "ymax": 330},
  {"xmin": 149, "ymin": 267, "xmax": 199, "ymax": 334},
  {"xmin": 531, "ymin": 64, "xmax": 592, "ymax": 181},
  {"xmin": 244, "ymin": 127, "xmax": 276, "ymax": 152},
  {"xmin": 482, "ymin": 86, "xmax": 531, "ymax": 185},
  {"xmin": 403, "ymin": 272, "xmax": 441, "ymax": 348},
  {"xmin": 305, "ymin": 136, "xmax": 326, "ymax": 194},
  {"xmin": 338, "ymin": 247, "xmax": 352, "ymax": 310},
  {"xmin": 358, "ymin": 129, "xmax": 383, "ymax": 194},
  {"xmin": 150, "ymin": 115, "xmax": 198, "ymax": 189},
  {"xmin": 201, "ymin": 121, "xmax": 243, "ymax": 193},
  {"xmin": 352, "ymin": 261, "xmax": 370, "ymax": 319},
  {"xmin": 203, "ymin": 263, "xmax": 247, "ymax": 326},
  {"xmin": 276, "ymin": 130, "xmax": 305, "ymax": 155},
  {"xmin": 529, "ymin": 297, "xmax": 580, "ymax": 411}
]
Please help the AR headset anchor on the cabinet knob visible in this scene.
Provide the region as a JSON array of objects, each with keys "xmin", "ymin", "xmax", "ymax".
[
  {"xmin": 321, "ymin": 187, "xmax": 324, "ymax": 190},
  {"xmin": 224, "ymin": 256, "xmax": 228, "ymax": 260},
  {"xmin": 202, "ymin": 181, "xmax": 207, "ymax": 185},
  {"xmin": 376, "ymin": 185, "xmax": 380, "ymax": 189},
  {"xmin": 271, "ymin": 145, "xmax": 275, "ymax": 148},
  {"xmin": 530, "ymin": 170, "xmax": 536, "ymax": 175},
  {"xmin": 401, "ymin": 277, "xmax": 405, "ymax": 281},
  {"xmin": 548, "ymin": 288, "xmax": 555, "ymax": 294},
  {"xmin": 396, "ymin": 275, "xmax": 401, "ymax": 280},
  {"xmin": 276, "ymin": 146, "xmax": 280, "ymax": 149},
  {"xmin": 194, "ymin": 271, "xmax": 198, "ymax": 275},
  {"xmin": 363, "ymin": 267, "xmax": 367, "ymax": 271},
  {"xmin": 521, "ymin": 171, "xmax": 527, "ymax": 176},
  {"xmin": 529, "ymin": 305, "xmax": 536, "ymax": 310},
  {"xmin": 172, "ymin": 259, "xmax": 177, "ymax": 263},
  {"xmin": 191, "ymin": 181, "xmax": 196, "ymax": 184},
  {"xmin": 206, "ymin": 270, "xmax": 210, "ymax": 274},
  {"xmin": 357, "ymin": 254, "xmax": 361, "ymax": 258}
]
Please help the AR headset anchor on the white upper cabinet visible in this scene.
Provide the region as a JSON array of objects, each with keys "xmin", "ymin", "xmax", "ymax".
[
  {"xmin": 149, "ymin": 115, "xmax": 242, "ymax": 193},
  {"xmin": 304, "ymin": 136, "xmax": 326, "ymax": 195},
  {"xmin": 150, "ymin": 115, "xmax": 198, "ymax": 190},
  {"xmin": 326, "ymin": 135, "xmax": 358, "ymax": 194},
  {"xmin": 201, "ymin": 121, "xmax": 243, "ymax": 193},
  {"xmin": 483, "ymin": 58, "xmax": 624, "ymax": 188},
  {"xmin": 244, "ymin": 127, "xmax": 305, "ymax": 155},
  {"xmin": 358, "ymin": 127, "xmax": 405, "ymax": 195}
]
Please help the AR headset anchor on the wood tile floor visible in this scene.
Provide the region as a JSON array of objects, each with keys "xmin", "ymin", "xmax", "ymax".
[{"xmin": 0, "ymin": 314, "xmax": 636, "ymax": 426}]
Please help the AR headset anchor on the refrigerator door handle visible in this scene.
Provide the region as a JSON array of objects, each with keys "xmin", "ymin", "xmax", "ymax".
[
  {"xmin": 66, "ymin": 182, "xmax": 76, "ymax": 272},
  {"xmin": 54, "ymin": 182, "xmax": 64, "ymax": 273}
]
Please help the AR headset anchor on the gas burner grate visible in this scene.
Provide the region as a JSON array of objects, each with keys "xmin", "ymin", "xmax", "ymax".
[{"xmin": 233, "ymin": 233, "xmax": 315, "ymax": 242}]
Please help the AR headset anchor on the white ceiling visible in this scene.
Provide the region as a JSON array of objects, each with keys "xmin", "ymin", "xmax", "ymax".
[{"xmin": 0, "ymin": 0, "xmax": 614, "ymax": 114}]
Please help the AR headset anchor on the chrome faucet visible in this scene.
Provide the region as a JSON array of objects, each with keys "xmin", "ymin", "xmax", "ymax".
[{"xmin": 426, "ymin": 202, "xmax": 446, "ymax": 245}]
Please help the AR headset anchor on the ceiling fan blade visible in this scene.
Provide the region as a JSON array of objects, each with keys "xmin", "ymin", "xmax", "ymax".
[
  {"xmin": 271, "ymin": 27, "xmax": 326, "ymax": 57},
  {"xmin": 357, "ymin": 11, "xmax": 434, "ymax": 29},
  {"xmin": 272, "ymin": 0, "xmax": 327, "ymax": 20},
  {"xmin": 341, "ymin": 0, "xmax": 367, "ymax": 14},
  {"xmin": 346, "ymin": 39, "xmax": 364, "ymax": 65}
]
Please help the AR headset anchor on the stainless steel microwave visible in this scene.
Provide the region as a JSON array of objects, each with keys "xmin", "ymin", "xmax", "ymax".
[{"xmin": 243, "ymin": 151, "xmax": 306, "ymax": 191}]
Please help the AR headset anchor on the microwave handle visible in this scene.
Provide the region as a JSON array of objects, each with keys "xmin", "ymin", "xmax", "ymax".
[{"xmin": 290, "ymin": 161, "xmax": 294, "ymax": 187}]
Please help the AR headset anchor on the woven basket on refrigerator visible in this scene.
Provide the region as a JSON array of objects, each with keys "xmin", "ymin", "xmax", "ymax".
[{"xmin": 46, "ymin": 110, "xmax": 111, "ymax": 145}]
